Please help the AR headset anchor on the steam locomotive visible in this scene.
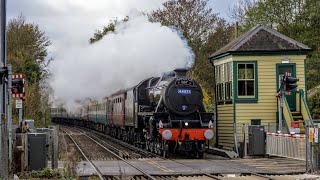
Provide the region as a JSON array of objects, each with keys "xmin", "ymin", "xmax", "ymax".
[{"xmin": 52, "ymin": 68, "xmax": 215, "ymax": 158}]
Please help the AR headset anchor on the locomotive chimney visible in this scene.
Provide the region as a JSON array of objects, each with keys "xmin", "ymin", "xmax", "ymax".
[{"xmin": 174, "ymin": 68, "xmax": 188, "ymax": 77}]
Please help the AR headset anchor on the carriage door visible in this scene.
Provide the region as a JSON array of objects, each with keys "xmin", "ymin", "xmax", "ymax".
[{"xmin": 276, "ymin": 64, "xmax": 296, "ymax": 111}]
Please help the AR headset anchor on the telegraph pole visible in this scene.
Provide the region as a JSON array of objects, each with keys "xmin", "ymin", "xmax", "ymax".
[
  {"xmin": 0, "ymin": 0, "xmax": 8, "ymax": 178},
  {"xmin": 7, "ymin": 65, "xmax": 12, "ymax": 172}
]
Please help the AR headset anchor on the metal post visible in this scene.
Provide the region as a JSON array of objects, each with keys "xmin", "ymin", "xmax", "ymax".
[
  {"xmin": 0, "ymin": 0, "xmax": 7, "ymax": 178},
  {"xmin": 310, "ymin": 126, "xmax": 314, "ymax": 172},
  {"xmin": 7, "ymin": 65, "xmax": 12, "ymax": 172},
  {"xmin": 19, "ymin": 108, "xmax": 22, "ymax": 123},
  {"xmin": 21, "ymin": 122, "xmax": 25, "ymax": 177},
  {"xmin": 278, "ymin": 96, "xmax": 283, "ymax": 133},
  {"xmin": 53, "ymin": 125, "xmax": 59, "ymax": 169},
  {"xmin": 234, "ymin": 123, "xmax": 239, "ymax": 156},
  {"xmin": 306, "ymin": 124, "xmax": 309, "ymax": 172},
  {"xmin": 243, "ymin": 124, "xmax": 248, "ymax": 158}
]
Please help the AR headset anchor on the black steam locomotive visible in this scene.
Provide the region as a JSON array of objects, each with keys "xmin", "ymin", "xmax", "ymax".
[{"xmin": 52, "ymin": 68, "xmax": 215, "ymax": 158}]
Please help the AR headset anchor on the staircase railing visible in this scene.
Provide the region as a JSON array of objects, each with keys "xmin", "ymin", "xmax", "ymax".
[
  {"xmin": 299, "ymin": 89, "xmax": 314, "ymax": 126},
  {"xmin": 282, "ymin": 93, "xmax": 294, "ymax": 133}
]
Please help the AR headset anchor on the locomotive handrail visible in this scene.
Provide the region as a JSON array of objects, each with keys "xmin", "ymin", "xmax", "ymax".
[
  {"xmin": 155, "ymin": 96, "xmax": 163, "ymax": 112},
  {"xmin": 170, "ymin": 119, "xmax": 200, "ymax": 121}
]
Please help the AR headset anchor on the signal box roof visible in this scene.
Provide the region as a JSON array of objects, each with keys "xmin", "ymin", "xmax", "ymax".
[{"xmin": 209, "ymin": 24, "xmax": 312, "ymax": 60}]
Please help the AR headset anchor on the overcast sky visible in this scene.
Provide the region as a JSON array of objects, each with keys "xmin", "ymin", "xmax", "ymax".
[
  {"xmin": 7, "ymin": 0, "xmax": 237, "ymax": 48},
  {"xmin": 6, "ymin": 0, "xmax": 238, "ymax": 67}
]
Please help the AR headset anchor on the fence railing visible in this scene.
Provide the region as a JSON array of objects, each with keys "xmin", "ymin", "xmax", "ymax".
[
  {"xmin": 266, "ymin": 132, "xmax": 306, "ymax": 161},
  {"xmin": 235, "ymin": 123, "xmax": 284, "ymax": 144}
]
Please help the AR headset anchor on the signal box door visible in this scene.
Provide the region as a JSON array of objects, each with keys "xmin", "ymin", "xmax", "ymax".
[{"xmin": 276, "ymin": 64, "xmax": 296, "ymax": 111}]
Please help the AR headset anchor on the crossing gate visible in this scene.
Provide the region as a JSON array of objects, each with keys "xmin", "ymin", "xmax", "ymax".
[{"xmin": 266, "ymin": 133, "xmax": 306, "ymax": 160}]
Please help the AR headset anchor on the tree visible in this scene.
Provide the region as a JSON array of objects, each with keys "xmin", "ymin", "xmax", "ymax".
[
  {"xmin": 7, "ymin": 15, "xmax": 51, "ymax": 84},
  {"xmin": 231, "ymin": 0, "xmax": 306, "ymax": 36},
  {"xmin": 7, "ymin": 15, "xmax": 52, "ymax": 126},
  {"xmin": 192, "ymin": 20, "xmax": 235, "ymax": 105},
  {"xmin": 149, "ymin": 0, "xmax": 218, "ymax": 54},
  {"xmin": 89, "ymin": 17, "xmax": 129, "ymax": 44},
  {"xmin": 309, "ymin": 90, "xmax": 320, "ymax": 117},
  {"xmin": 230, "ymin": 0, "xmax": 320, "ymax": 86}
]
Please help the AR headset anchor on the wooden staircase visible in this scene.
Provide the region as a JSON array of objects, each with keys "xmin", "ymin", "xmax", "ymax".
[
  {"xmin": 291, "ymin": 111, "xmax": 305, "ymax": 134},
  {"xmin": 282, "ymin": 89, "xmax": 313, "ymax": 134}
]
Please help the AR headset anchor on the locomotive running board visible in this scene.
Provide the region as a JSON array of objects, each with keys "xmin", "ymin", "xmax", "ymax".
[{"xmin": 138, "ymin": 112, "xmax": 154, "ymax": 116}]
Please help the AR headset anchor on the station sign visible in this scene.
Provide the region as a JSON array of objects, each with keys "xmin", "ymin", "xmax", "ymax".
[
  {"xmin": 309, "ymin": 128, "xmax": 314, "ymax": 143},
  {"xmin": 16, "ymin": 99, "xmax": 22, "ymax": 109}
]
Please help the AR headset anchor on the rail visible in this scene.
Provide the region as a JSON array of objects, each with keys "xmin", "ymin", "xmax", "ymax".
[
  {"xmin": 72, "ymin": 126, "xmax": 222, "ymax": 179},
  {"xmin": 266, "ymin": 132, "xmax": 306, "ymax": 161},
  {"xmin": 77, "ymin": 127, "xmax": 156, "ymax": 158},
  {"xmin": 68, "ymin": 127, "xmax": 157, "ymax": 180},
  {"xmin": 60, "ymin": 128, "xmax": 105, "ymax": 180},
  {"xmin": 65, "ymin": 125, "xmax": 275, "ymax": 180}
]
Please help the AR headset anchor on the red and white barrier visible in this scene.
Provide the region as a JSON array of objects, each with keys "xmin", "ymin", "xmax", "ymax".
[
  {"xmin": 12, "ymin": 74, "xmax": 25, "ymax": 79},
  {"xmin": 292, "ymin": 134, "xmax": 306, "ymax": 138},
  {"xmin": 266, "ymin": 131, "xmax": 306, "ymax": 161}
]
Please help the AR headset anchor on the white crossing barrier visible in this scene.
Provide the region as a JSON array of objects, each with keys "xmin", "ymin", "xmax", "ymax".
[{"xmin": 266, "ymin": 132, "xmax": 306, "ymax": 161}]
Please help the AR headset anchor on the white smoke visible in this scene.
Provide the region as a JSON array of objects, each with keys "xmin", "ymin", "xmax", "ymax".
[{"xmin": 49, "ymin": 12, "xmax": 194, "ymax": 110}]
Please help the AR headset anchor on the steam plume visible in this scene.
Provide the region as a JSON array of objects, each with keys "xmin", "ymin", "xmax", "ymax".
[{"xmin": 49, "ymin": 13, "xmax": 194, "ymax": 110}]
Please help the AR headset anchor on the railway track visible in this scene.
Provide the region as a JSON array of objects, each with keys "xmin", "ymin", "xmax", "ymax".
[
  {"xmin": 73, "ymin": 126, "xmax": 162, "ymax": 159},
  {"xmin": 62, "ymin": 125, "xmax": 278, "ymax": 180},
  {"xmin": 61, "ymin": 128, "xmax": 105, "ymax": 180},
  {"xmin": 61, "ymin": 126, "xmax": 157, "ymax": 180}
]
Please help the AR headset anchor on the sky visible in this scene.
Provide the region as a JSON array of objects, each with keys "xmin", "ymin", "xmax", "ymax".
[
  {"xmin": 7, "ymin": 0, "xmax": 238, "ymax": 56},
  {"xmin": 6, "ymin": 0, "xmax": 238, "ymax": 108},
  {"xmin": 209, "ymin": 0, "xmax": 237, "ymax": 21}
]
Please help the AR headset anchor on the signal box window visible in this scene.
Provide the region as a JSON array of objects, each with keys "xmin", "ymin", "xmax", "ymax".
[
  {"xmin": 215, "ymin": 65, "xmax": 223, "ymax": 102},
  {"xmin": 238, "ymin": 63, "xmax": 255, "ymax": 97},
  {"xmin": 216, "ymin": 62, "xmax": 233, "ymax": 104},
  {"xmin": 224, "ymin": 62, "xmax": 232, "ymax": 101}
]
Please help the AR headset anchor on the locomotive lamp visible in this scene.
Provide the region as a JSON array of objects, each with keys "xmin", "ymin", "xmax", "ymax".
[
  {"xmin": 185, "ymin": 122, "xmax": 189, "ymax": 126},
  {"xmin": 208, "ymin": 120, "xmax": 214, "ymax": 128},
  {"xmin": 159, "ymin": 120, "xmax": 163, "ymax": 128},
  {"xmin": 204, "ymin": 129, "xmax": 214, "ymax": 140},
  {"xmin": 162, "ymin": 130, "xmax": 172, "ymax": 140}
]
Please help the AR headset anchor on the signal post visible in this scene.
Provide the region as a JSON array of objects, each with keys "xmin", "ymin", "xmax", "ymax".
[
  {"xmin": 276, "ymin": 72, "xmax": 299, "ymax": 133},
  {"xmin": 0, "ymin": 0, "xmax": 8, "ymax": 178},
  {"xmin": 12, "ymin": 74, "xmax": 25, "ymax": 123}
]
